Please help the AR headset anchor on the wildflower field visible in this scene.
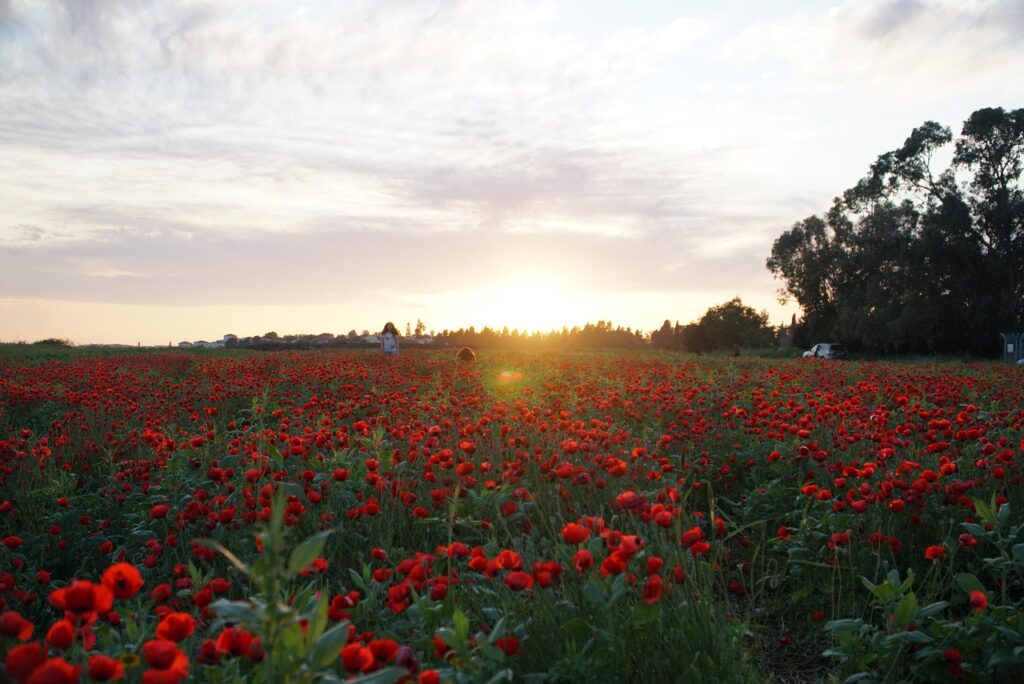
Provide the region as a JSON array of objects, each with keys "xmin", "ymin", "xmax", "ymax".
[{"xmin": 1, "ymin": 348, "xmax": 1023, "ymax": 683}]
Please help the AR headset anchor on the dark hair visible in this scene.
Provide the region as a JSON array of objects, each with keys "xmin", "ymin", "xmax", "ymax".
[
  {"xmin": 381, "ymin": 322, "xmax": 398, "ymax": 336},
  {"xmin": 456, "ymin": 347, "xmax": 477, "ymax": 363}
]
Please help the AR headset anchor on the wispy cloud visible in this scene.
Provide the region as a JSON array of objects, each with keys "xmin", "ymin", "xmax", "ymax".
[{"xmin": 731, "ymin": 0, "xmax": 1024, "ymax": 98}]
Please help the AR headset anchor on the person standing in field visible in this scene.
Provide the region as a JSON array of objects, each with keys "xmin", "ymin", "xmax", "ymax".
[{"xmin": 380, "ymin": 322, "xmax": 400, "ymax": 356}]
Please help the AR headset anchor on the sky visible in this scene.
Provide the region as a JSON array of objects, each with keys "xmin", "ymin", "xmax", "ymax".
[{"xmin": 1, "ymin": 0, "xmax": 1022, "ymax": 345}]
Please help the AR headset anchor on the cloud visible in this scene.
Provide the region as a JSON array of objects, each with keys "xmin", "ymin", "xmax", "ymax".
[
  {"xmin": 731, "ymin": 0, "xmax": 1024, "ymax": 97},
  {"xmin": 0, "ymin": 217, "xmax": 775, "ymax": 310},
  {"xmin": 0, "ymin": 0, "xmax": 719, "ymax": 251}
]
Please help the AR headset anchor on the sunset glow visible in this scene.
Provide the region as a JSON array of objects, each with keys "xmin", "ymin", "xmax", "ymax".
[{"xmin": 1, "ymin": 0, "xmax": 1020, "ymax": 344}]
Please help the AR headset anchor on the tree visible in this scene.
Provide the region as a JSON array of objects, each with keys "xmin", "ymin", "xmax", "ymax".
[
  {"xmin": 768, "ymin": 106, "xmax": 1024, "ymax": 355},
  {"xmin": 651, "ymin": 320, "xmax": 675, "ymax": 349},
  {"xmin": 686, "ymin": 298, "xmax": 773, "ymax": 352},
  {"xmin": 415, "ymin": 319, "xmax": 426, "ymax": 336}
]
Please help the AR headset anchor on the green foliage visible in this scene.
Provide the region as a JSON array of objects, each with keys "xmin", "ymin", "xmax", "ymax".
[
  {"xmin": 201, "ymin": 493, "xmax": 407, "ymax": 683},
  {"xmin": 768, "ymin": 106, "xmax": 1024, "ymax": 355},
  {"xmin": 823, "ymin": 497, "xmax": 1024, "ymax": 683},
  {"xmin": 651, "ymin": 297, "xmax": 775, "ymax": 352}
]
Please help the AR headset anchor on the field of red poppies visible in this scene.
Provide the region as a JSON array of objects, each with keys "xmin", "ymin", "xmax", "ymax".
[{"xmin": 1, "ymin": 348, "xmax": 1023, "ymax": 683}]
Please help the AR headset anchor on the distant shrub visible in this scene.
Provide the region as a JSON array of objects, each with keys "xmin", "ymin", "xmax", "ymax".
[{"xmin": 32, "ymin": 338, "xmax": 74, "ymax": 347}]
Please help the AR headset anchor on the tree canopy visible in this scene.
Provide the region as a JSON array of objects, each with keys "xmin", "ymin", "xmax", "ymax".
[
  {"xmin": 650, "ymin": 297, "xmax": 774, "ymax": 353},
  {"xmin": 767, "ymin": 106, "xmax": 1024, "ymax": 355}
]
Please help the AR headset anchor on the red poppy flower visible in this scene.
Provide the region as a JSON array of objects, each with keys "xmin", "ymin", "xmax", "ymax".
[
  {"xmin": 149, "ymin": 505, "xmax": 170, "ymax": 519},
  {"xmin": 561, "ymin": 523, "xmax": 590, "ymax": 544},
  {"xmin": 156, "ymin": 613, "xmax": 195, "ymax": 642},
  {"xmin": 504, "ymin": 571, "xmax": 534, "ymax": 591},
  {"xmin": 572, "ymin": 549, "xmax": 594, "ymax": 573},
  {"xmin": 102, "ymin": 563, "xmax": 144, "ymax": 600},
  {"xmin": 495, "ymin": 550, "xmax": 522, "ymax": 571},
  {"xmin": 24, "ymin": 657, "xmax": 80, "ymax": 684},
  {"xmin": 924, "ymin": 545, "xmax": 945, "ymax": 560},
  {"xmin": 88, "ymin": 654, "xmax": 125, "ymax": 681},
  {"xmin": 689, "ymin": 541, "xmax": 711, "ymax": 557},
  {"xmin": 642, "ymin": 575, "xmax": 664, "ymax": 604},
  {"xmin": 600, "ymin": 553, "xmax": 627, "ymax": 576},
  {"xmin": 215, "ymin": 626, "xmax": 254, "ymax": 657},
  {"xmin": 45, "ymin": 620, "xmax": 75, "ymax": 650},
  {"xmin": 5, "ymin": 642, "xmax": 47, "ymax": 683},
  {"xmin": 148, "ymin": 583, "xmax": 172, "ymax": 603},
  {"xmin": 48, "ymin": 580, "xmax": 113, "ymax": 625},
  {"xmin": 142, "ymin": 639, "xmax": 189, "ymax": 683},
  {"xmin": 680, "ymin": 526, "xmax": 704, "ymax": 548},
  {"xmin": 0, "ymin": 610, "xmax": 34, "ymax": 641},
  {"xmin": 368, "ymin": 638, "xmax": 400, "ymax": 662},
  {"xmin": 197, "ymin": 638, "xmax": 220, "ymax": 665},
  {"xmin": 340, "ymin": 643, "xmax": 375, "ymax": 672},
  {"xmin": 969, "ymin": 590, "xmax": 988, "ymax": 611},
  {"xmin": 496, "ymin": 635, "xmax": 520, "ymax": 656}
]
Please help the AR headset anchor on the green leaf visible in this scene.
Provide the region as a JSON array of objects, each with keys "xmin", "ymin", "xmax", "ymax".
[
  {"xmin": 309, "ymin": 621, "xmax": 351, "ymax": 668},
  {"xmin": 1012, "ymin": 543, "xmax": 1024, "ymax": 564},
  {"xmin": 956, "ymin": 573, "xmax": 985, "ymax": 595},
  {"xmin": 825, "ymin": 619, "xmax": 865, "ymax": 633},
  {"xmin": 582, "ymin": 580, "xmax": 605, "ymax": 608},
  {"xmin": 487, "ymin": 617, "xmax": 508, "ymax": 644},
  {"xmin": 975, "ymin": 496, "xmax": 996, "ymax": 525},
  {"xmin": 893, "ymin": 592, "xmax": 918, "ymax": 627},
  {"xmin": 211, "ymin": 599, "xmax": 260, "ymax": 625},
  {"xmin": 998, "ymin": 502, "xmax": 1011, "ymax": 526},
  {"xmin": 306, "ymin": 593, "xmax": 329, "ymax": 646},
  {"xmin": 789, "ymin": 586, "xmax": 811, "ymax": 604},
  {"xmin": 988, "ymin": 650, "xmax": 1020, "ymax": 669},
  {"xmin": 886, "ymin": 630, "xmax": 932, "ymax": 645},
  {"xmin": 562, "ymin": 617, "xmax": 589, "ymax": 639},
  {"xmin": 287, "ymin": 530, "xmax": 333, "ymax": 577},
  {"xmin": 281, "ymin": 482, "xmax": 304, "ymax": 498},
  {"xmin": 482, "ymin": 670, "xmax": 515, "ymax": 684},
  {"xmin": 867, "ymin": 580, "xmax": 896, "ymax": 603},
  {"xmin": 345, "ymin": 666, "xmax": 409, "ymax": 684},
  {"xmin": 961, "ymin": 522, "xmax": 985, "ymax": 536},
  {"xmin": 917, "ymin": 601, "xmax": 949, "ymax": 619},
  {"xmin": 632, "ymin": 601, "xmax": 660, "ymax": 626},
  {"xmin": 124, "ymin": 613, "xmax": 140, "ymax": 643},
  {"xmin": 453, "ymin": 608, "xmax": 470, "ymax": 643}
]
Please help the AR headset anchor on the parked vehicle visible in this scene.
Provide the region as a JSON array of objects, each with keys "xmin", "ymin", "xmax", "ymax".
[{"xmin": 803, "ymin": 343, "xmax": 848, "ymax": 360}]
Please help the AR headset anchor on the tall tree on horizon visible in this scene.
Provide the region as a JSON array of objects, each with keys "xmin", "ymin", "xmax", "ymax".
[{"xmin": 767, "ymin": 106, "xmax": 1024, "ymax": 355}]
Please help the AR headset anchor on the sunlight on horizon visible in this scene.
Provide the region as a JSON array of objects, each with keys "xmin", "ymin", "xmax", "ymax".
[{"xmin": 459, "ymin": 272, "xmax": 639, "ymax": 334}]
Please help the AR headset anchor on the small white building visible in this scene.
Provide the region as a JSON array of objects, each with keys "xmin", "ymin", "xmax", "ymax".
[{"xmin": 363, "ymin": 335, "xmax": 380, "ymax": 344}]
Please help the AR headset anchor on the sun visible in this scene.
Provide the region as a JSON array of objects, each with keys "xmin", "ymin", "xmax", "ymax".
[{"xmin": 488, "ymin": 278, "xmax": 575, "ymax": 332}]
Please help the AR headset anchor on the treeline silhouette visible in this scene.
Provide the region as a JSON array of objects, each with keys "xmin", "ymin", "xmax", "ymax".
[
  {"xmin": 433, "ymin": 321, "xmax": 647, "ymax": 350},
  {"xmin": 433, "ymin": 298, "xmax": 776, "ymax": 352},
  {"xmin": 768, "ymin": 106, "xmax": 1023, "ymax": 356}
]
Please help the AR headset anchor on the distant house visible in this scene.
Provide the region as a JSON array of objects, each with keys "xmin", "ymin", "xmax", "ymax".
[
  {"xmin": 364, "ymin": 335, "xmax": 380, "ymax": 344},
  {"xmin": 221, "ymin": 334, "xmax": 238, "ymax": 345},
  {"xmin": 414, "ymin": 335, "xmax": 434, "ymax": 345},
  {"xmin": 313, "ymin": 333, "xmax": 335, "ymax": 345},
  {"xmin": 177, "ymin": 341, "xmax": 193, "ymax": 348}
]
